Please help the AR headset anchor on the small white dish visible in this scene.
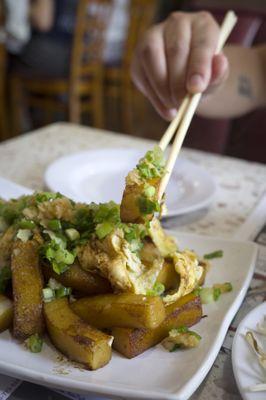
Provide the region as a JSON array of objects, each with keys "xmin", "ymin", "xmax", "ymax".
[
  {"xmin": 44, "ymin": 148, "xmax": 217, "ymax": 217},
  {"xmin": 232, "ymin": 302, "xmax": 266, "ymax": 400},
  {"xmin": 0, "ymin": 178, "xmax": 257, "ymax": 400}
]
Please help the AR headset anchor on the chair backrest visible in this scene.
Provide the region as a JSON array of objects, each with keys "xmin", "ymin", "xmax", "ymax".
[
  {"xmin": 122, "ymin": 0, "xmax": 159, "ymax": 69},
  {"xmin": 69, "ymin": 0, "xmax": 113, "ymax": 88}
]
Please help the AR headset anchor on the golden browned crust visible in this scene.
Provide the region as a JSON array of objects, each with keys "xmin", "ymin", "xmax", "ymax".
[{"xmin": 11, "ymin": 239, "xmax": 44, "ymax": 340}]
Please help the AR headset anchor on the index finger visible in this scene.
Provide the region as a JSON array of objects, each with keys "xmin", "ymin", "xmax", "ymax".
[{"xmin": 186, "ymin": 12, "xmax": 220, "ymax": 94}]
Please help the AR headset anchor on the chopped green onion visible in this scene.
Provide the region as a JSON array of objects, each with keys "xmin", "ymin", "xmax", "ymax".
[
  {"xmin": 213, "ymin": 282, "xmax": 233, "ymax": 293},
  {"xmin": 43, "ymin": 230, "xmax": 67, "ymax": 248},
  {"xmin": 93, "ymin": 201, "xmax": 120, "ymax": 225},
  {"xmin": 43, "ymin": 279, "xmax": 71, "ymax": 301},
  {"xmin": 213, "ymin": 287, "xmax": 221, "ymax": 301},
  {"xmin": 143, "ymin": 185, "xmax": 156, "ymax": 198},
  {"xmin": 199, "ymin": 282, "xmax": 233, "ymax": 304},
  {"xmin": 42, "ymin": 239, "xmax": 75, "ymax": 275},
  {"xmin": 35, "ymin": 192, "xmax": 62, "ymax": 203},
  {"xmin": 172, "ymin": 326, "xmax": 188, "ymax": 334},
  {"xmin": 137, "ymin": 146, "xmax": 165, "ymax": 180},
  {"xmin": 204, "ymin": 250, "xmax": 223, "ymax": 260},
  {"xmin": 0, "ymin": 266, "xmax": 11, "ymax": 293},
  {"xmin": 199, "ymin": 288, "xmax": 215, "ymax": 304},
  {"xmin": 65, "ymin": 228, "xmax": 80, "ymax": 241},
  {"xmin": 193, "ymin": 287, "xmax": 201, "ymax": 296},
  {"xmin": 138, "ymin": 196, "xmax": 160, "ymax": 215},
  {"xmin": 19, "ymin": 219, "xmax": 35, "ymax": 229},
  {"xmin": 55, "ymin": 286, "xmax": 72, "ymax": 298},
  {"xmin": 47, "ymin": 278, "xmax": 62, "ymax": 290},
  {"xmin": 48, "ymin": 219, "xmax": 62, "ymax": 231},
  {"xmin": 95, "ymin": 221, "xmax": 114, "ymax": 239},
  {"xmin": 17, "ymin": 229, "xmax": 32, "ymax": 242},
  {"xmin": 147, "ymin": 282, "xmax": 165, "ymax": 296},
  {"xmin": 26, "ymin": 334, "xmax": 43, "ymax": 353},
  {"xmin": 170, "ymin": 344, "xmax": 182, "ymax": 352},
  {"xmin": 42, "ymin": 287, "xmax": 55, "ymax": 302},
  {"xmin": 129, "ymin": 239, "xmax": 143, "ymax": 253},
  {"xmin": 163, "ymin": 327, "xmax": 201, "ymax": 351}
]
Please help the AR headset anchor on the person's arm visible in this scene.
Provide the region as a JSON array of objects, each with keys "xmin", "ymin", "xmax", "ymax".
[
  {"xmin": 197, "ymin": 45, "xmax": 266, "ymax": 118},
  {"xmin": 30, "ymin": 0, "xmax": 54, "ymax": 32},
  {"xmin": 131, "ymin": 11, "xmax": 266, "ymax": 120}
]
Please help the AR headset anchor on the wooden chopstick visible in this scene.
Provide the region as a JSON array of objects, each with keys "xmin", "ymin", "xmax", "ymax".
[
  {"xmin": 158, "ymin": 11, "xmax": 238, "ymax": 202},
  {"xmin": 159, "ymin": 96, "xmax": 190, "ymax": 151}
]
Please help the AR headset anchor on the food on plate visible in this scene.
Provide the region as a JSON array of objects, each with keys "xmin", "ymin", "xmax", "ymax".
[
  {"xmin": 44, "ymin": 297, "xmax": 113, "ymax": 370},
  {"xmin": 71, "ymin": 293, "xmax": 166, "ymax": 329},
  {"xmin": 196, "ymin": 282, "xmax": 233, "ymax": 304},
  {"xmin": 0, "ymin": 149, "xmax": 230, "ymax": 369},
  {"xmin": 155, "ymin": 259, "xmax": 180, "ymax": 291},
  {"xmin": 120, "ymin": 146, "xmax": 165, "ymax": 223},
  {"xmin": 162, "ymin": 326, "xmax": 201, "ymax": 351},
  {"xmin": 244, "ymin": 318, "xmax": 266, "ymax": 392},
  {"xmin": 42, "ymin": 262, "xmax": 112, "ymax": 295},
  {"xmin": 11, "ymin": 238, "xmax": 44, "ymax": 339},
  {"xmin": 112, "ymin": 292, "xmax": 202, "ymax": 358},
  {"xmin": 0, "ymin": 294, "xmax": 13, "ymax": 332}
]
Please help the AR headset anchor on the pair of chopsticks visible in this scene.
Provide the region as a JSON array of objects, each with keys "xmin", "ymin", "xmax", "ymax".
[{"xmin": 157, "ymin": 11, "xmax": 238, "ymax": 201}]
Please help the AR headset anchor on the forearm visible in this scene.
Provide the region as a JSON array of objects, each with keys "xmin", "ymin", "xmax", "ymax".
[{"xmin": 197, "ymin": 45, "xmax": 266, "ymax": 118}]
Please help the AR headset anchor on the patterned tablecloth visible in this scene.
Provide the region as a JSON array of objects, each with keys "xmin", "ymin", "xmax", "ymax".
[{"xmin": 0, "ymin": 122, "xmax": 265, "ymax": 400}]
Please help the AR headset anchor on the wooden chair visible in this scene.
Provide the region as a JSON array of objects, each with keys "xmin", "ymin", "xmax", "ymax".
[
  {"xmin": 104, "ymin": 0, "xmax": 159, "ymax": 134},
  {"xmin": 10, "ymin": 0, "xmax": 113, "ymax": 136},
  {"xmin": 0, "ymin": 0, "xmax": 8, "ymax": 140}
]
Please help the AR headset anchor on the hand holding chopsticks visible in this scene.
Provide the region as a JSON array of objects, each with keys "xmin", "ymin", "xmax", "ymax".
[{"xmin": 157, "ymin": 11, "xmax": 238, "ymax": 202}]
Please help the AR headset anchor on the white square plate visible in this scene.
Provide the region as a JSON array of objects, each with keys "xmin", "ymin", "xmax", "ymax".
[{"xmin": 0, "ymin": 177, "xmax": 257, "ymax": 400}]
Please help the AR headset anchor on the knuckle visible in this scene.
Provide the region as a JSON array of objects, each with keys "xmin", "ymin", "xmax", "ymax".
[
  {"xmin": 166, "ymin": 40, "xmax": 188, "ymax": 57},
  {"xmin": 139, "ymin": 36, "xmax": 158, "ymax": 60},
  {"xmin": 197, "ymin": 11, "xmax": 219, "ymax": 32},
  {"xmin": 168, "ymin": 11, "xmax": 185, "ymax": 24},
  {"xmin": 198, "ymin": 11, "xmax": 212, "ymax": 22}
]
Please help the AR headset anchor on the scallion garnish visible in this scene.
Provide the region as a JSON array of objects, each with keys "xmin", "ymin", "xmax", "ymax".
[
  {"xmin": 19, "ymin": 219, "xmax": 35, "ymax": 230},
  {"xmin": 203, "ymin": 250, "xmax": 223, "ymax": 260},
  {"xmin": 147, "ymin": 282, "xmax": 165, "ymax": 297},
  {"xmin": 48, "ymin": 219, "xmax": 62, "ymax": 231},
  {"xmin": 42, "ymin": 287, "xmax": 55, "ymax": 302},
  {"xmin": 16, "ymin": 229, "xmax": 32, "ymax": 242},
  {"xmin": 25, "ymin": 334, "xmax": 43, "ymax": 353},
  {"xmin": 35, "ymin": 192, "xmax": 62, "ymax": 203},
  {"xmin": 55, "ymin": 286, "xmax": 72, "ymax": 298},
  {"xmin": 65, "ymin": 228, "xmax": 80, "ymax": 241},
  {"xmin": 95, "ymin": 221, "xmax": 114, "ymax": 240},
  {"xmin": 138, "ymin": 196, "xmax": 160, "ymax": 215}
]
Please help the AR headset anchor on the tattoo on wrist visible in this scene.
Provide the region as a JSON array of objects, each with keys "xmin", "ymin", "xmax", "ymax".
[{"xmin": 238, "ymin": 75, "xmax": 253, "ymax": 99}]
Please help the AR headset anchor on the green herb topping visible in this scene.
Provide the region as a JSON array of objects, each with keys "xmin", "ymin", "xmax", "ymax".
[
  {"xmin": 25, "ymin": 334, "xmax": 43, "ymax": 353},
  {"xmin": 147, "ymin": 282, "xmax": 165, "ymax": 296},
  {"xmin": 203, "ymin": 250, "xmax": 223, "ymax": 260},
  {"xmin": 137, "ymin": 146, "xmax": 165, "ymax": 180}
]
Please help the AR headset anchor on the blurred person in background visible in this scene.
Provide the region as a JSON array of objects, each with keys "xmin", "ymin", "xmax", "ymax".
[
  {"xmin": 10, "ymin": 0, "xmax": 77, "ymax": 77},
  {"xmin": 2, "ymin": 0, "xmax": 30, "ymax": 54},
  {"xmin": 131, "ymin": 11, "xmax": 266, "ymax": 123},
  {"xmin": 8, "ymin": 0, "xmax": 129, "ymax": 77}
]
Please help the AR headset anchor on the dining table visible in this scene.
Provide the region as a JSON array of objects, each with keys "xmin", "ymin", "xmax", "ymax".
[{"xmin": 0, "ymin": 122, "xmax": 266, "ymax": 400}]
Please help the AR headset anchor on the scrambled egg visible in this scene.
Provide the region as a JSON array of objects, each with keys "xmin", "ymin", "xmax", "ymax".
[
  {"xmin": 163, "ymin": 250, "xmax": 204, "ymax": 304},
  {"xmin": 77, "ymin": 227, "xmax": 163, "ymax": 294},
  {"xmin": 78, "ymin": 218, "xmax": 203, "ymax": 300}
]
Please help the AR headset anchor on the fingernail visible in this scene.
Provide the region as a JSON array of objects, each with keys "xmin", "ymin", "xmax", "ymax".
[
  {"xmin": 189, "ymin": 74, "xmax": 204, "ymax": 90},
  {"xmin": 167, "ymin": 108, "xmax": 178, "ymax": 120}
]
